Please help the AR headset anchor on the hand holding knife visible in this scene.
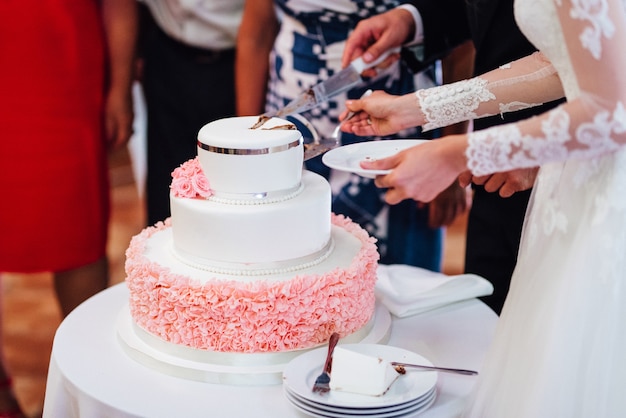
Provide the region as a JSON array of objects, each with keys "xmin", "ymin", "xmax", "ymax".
[{"xmin": 253, "ymin": 47, "xmax": 400, "ymax": 128}]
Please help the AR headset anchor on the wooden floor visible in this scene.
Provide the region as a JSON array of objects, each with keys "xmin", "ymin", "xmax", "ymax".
[{"xmin": 2, "ymin": 147, "xmax": 467, "ymax": 417}]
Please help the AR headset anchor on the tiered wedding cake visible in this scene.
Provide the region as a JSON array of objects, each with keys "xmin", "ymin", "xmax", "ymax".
[{"xmin": 119, "ymin": 116, "xmax": 386, "ymax": 384}]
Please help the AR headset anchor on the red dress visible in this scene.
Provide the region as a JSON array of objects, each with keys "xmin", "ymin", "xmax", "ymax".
[{"xmin": 0, "ymin": 0, "xmax": 110, "ymax": 272}]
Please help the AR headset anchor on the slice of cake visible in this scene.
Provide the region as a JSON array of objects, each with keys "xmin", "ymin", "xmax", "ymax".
[{"xmin": 329, "ymin": 346, "xmax": 400, "ymax": 396}]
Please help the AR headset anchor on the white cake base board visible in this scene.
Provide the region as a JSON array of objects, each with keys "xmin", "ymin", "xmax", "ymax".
[{"xmin": 117, "ymin": 303, "xmax": 391, "ymax": 386}]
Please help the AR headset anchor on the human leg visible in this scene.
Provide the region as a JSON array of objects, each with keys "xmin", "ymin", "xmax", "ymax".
[
  {"xmin": 141, "ymin": 13, "xmax": 236, "ymax": 225},
  {"xmin": 0, "ymin": 275, "xmax": 26, "ymax": 418},
  {"xmin": 464, "ymin": 187, "xmax": 530, "ymax": 314},
  {"xmin": 52, "ymin": 256, "xmax": 109, "ymax": 318},
  {"xmin": 385, "ymin": 200, "xmax": 443, "ymax": 270},
  {"xmin": 0, "ymin": 372, "xmax": 25, "ymax": 418}
]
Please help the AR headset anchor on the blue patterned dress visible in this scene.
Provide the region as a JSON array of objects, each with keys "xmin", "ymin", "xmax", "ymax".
[{"xmin": 265, "ymin": 0, "xmax": 442, "ymax": 269}]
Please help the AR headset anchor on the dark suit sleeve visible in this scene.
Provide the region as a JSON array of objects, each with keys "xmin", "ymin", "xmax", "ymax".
[{"xmin": 400, "ymin": 0, "xmax": 470, "ymax": 73}]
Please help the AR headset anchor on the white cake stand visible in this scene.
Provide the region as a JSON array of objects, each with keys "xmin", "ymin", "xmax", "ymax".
[{"xmin": 116, "ymin": 302, "xmax": 391, "ymax": 386}]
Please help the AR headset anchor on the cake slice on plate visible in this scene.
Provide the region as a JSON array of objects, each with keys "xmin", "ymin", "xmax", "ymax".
[{"xmin": 329, "ymin": 346, "xmax": 401, "ymax": 396}]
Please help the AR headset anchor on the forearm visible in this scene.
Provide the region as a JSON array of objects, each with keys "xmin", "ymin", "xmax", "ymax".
[
  {"xmin": 418, "ymin": 52, "xmax": 564, "ymax": 131},
  {"xmin": 466, "ymin": 0, "xmax": 626, "ymax": 177},
  {"xmin": 101, "ymin": 0, "xmax": 138, "ymax": 96},
  {"xmin": 235, "ymin": 0, "xmax": 278, "ymax": 116},
  {"xmin": 439, "ymin": 40, "xmax": 475, "ymax": 136}
]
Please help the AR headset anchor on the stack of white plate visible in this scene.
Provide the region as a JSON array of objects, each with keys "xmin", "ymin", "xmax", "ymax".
[{"xmin": 283, "ymin": 344, "xmax": 438, "ymax": 417}]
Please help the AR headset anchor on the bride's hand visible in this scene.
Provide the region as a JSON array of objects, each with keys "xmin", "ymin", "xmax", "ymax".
[
  {"xmin": 340, "ymin": 91, "xmax": 424, "ymax": 137},
  {"xmin": 360, "ymin": 135, "xmax": 469, "ymax": 204}
]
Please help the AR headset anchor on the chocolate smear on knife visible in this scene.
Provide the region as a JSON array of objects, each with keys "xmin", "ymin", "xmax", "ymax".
[
  {"xmin": 250, "ymin": 115, "xmax": 271, "ymax": 129},
  {"xmin": 264, "ymin": 124, "xmax": 296, "ymax": 130}
]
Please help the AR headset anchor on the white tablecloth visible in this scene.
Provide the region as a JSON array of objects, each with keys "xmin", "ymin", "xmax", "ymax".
[{"xmin": 42, "ymin": 283, "xmax": 497, "ymax": 418}]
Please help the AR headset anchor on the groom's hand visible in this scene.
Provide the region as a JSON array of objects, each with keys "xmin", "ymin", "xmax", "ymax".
[{"xmin": 459, "ymin": 168, "xmax": 538, "ymax": 198}]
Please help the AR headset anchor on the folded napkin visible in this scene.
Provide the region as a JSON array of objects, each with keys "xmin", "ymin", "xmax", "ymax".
[{"xmin": 375, "ymin": 264, "xmax": 494, "ymax": 317}]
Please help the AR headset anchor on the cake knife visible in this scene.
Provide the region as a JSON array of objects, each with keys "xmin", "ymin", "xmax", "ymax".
[{"xmin": 258, "ymin": 47, "xmax": 400, "ymax": 124}]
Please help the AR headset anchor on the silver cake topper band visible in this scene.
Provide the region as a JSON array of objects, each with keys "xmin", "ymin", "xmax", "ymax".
[{"xmin": 197, "ymin": 138, "xmax": 302, "ymax": 155}]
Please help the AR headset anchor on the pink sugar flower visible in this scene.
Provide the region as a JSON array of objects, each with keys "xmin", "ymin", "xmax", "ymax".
[{"xmin": 170, "ymin": 157, "xmax": 213, "ymax": 198}]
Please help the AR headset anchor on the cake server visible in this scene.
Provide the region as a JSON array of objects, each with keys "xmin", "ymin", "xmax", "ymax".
[
  {"xmin": 303, "ymin": 89, "xmax": 373, "ymax": 161},
  {"xmin": 311, "ymin": 332, "xmax": 340, "ymax": 393},
  {"xmin": 391, "ymin": 361, "xmax": 478, "ymax": 376},
  {"xmin": 303, "ymin": 137, "xmax": 342, "ymax": 161},
  {"xmin": 260, "ymin": 48, "xmax": 400, "ymax": 123}
]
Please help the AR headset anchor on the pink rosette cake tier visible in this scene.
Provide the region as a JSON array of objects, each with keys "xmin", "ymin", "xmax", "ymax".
[
  {"xmin": 119, "ymin": 116, "xmax": 387, "ymax": 385},
  {"xmin": 125, "ymin": 213, "xmax": 379, "ymax": 353}
]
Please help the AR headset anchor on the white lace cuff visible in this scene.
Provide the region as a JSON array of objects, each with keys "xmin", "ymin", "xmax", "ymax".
[
  {"xmin": 466, "ymin": 102, "xmax": 626, "ymax": 176},
  {"xmin": 416, "ymin": 78, "xmax": 495, "ymax": 131}
]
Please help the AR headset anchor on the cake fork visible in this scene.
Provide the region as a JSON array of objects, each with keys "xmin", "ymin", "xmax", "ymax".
[
  {"xmin": 303, "ymin": 89, "xmax": 373, "ymax": 161},
  {"xmin": 311, "ymin": 332, "xmax": 340, "ymax": 393},
  {"xmin": 329, "ymin": 89, "xmax": 373, "ymax": 140},
  {"xmin": 391, "ymin": 362, "xmax": 478, "ymax": 376}
]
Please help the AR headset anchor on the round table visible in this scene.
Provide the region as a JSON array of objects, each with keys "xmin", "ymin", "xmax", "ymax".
[{"xmin": 42, "ymin": 283, "xmax": 497, "ymax": 417}]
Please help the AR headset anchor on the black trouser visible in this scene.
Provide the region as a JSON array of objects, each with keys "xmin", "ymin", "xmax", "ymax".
[
  {"xmin": 141, "ymin": 13, "xmax": 236, "ymax": 225},
  {"xmin": 465, "ymin": 186, "xmax": 531, "ymax": 315}
]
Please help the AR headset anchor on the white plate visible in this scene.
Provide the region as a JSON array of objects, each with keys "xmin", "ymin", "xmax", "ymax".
[
  {"xmin": 322, "ymin": 140, "xmax": 427, "ymax": 179},
  {"xmin": 282, "ymin": 344, "xmax": 438, "ymax": 409},
  {"xmin": 285, "ymin": 385, "xmax": 436, "ymax": 415},
  {"xmin": 284, "ymin": 388, "xmax": 436, "ymax": 418}
]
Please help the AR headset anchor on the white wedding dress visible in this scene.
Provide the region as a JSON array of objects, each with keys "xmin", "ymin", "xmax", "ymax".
[{"xmin": 416, "ymin": 0, "xmax": 626, "ymax": 416}]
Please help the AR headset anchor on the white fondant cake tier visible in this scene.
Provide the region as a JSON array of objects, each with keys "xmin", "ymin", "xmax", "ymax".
[
  {"xmin": 140, "ymin": 220, "xmax": 362, "ymax": 283},
  {"xmin": 197, "ymin": 116, "xmax": 303, "ymax": 197},
  {"xmin": 171, "ymin": 171, "xmax": 331, "ymax": 270}
]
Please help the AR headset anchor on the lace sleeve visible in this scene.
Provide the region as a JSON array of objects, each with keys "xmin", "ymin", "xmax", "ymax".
[
  {"xmin": 417, "ymin": 52, "xmax": 564, "ymax": 131},
  {"xmin": 466, "ymin": 0, "xmax": 626, "ymax": 176}
]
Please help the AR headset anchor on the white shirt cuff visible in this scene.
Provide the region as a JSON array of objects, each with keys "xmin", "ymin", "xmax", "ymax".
[{"xmin": 396, "ymin": 4, "xmax": 424, "ymax": 46}]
